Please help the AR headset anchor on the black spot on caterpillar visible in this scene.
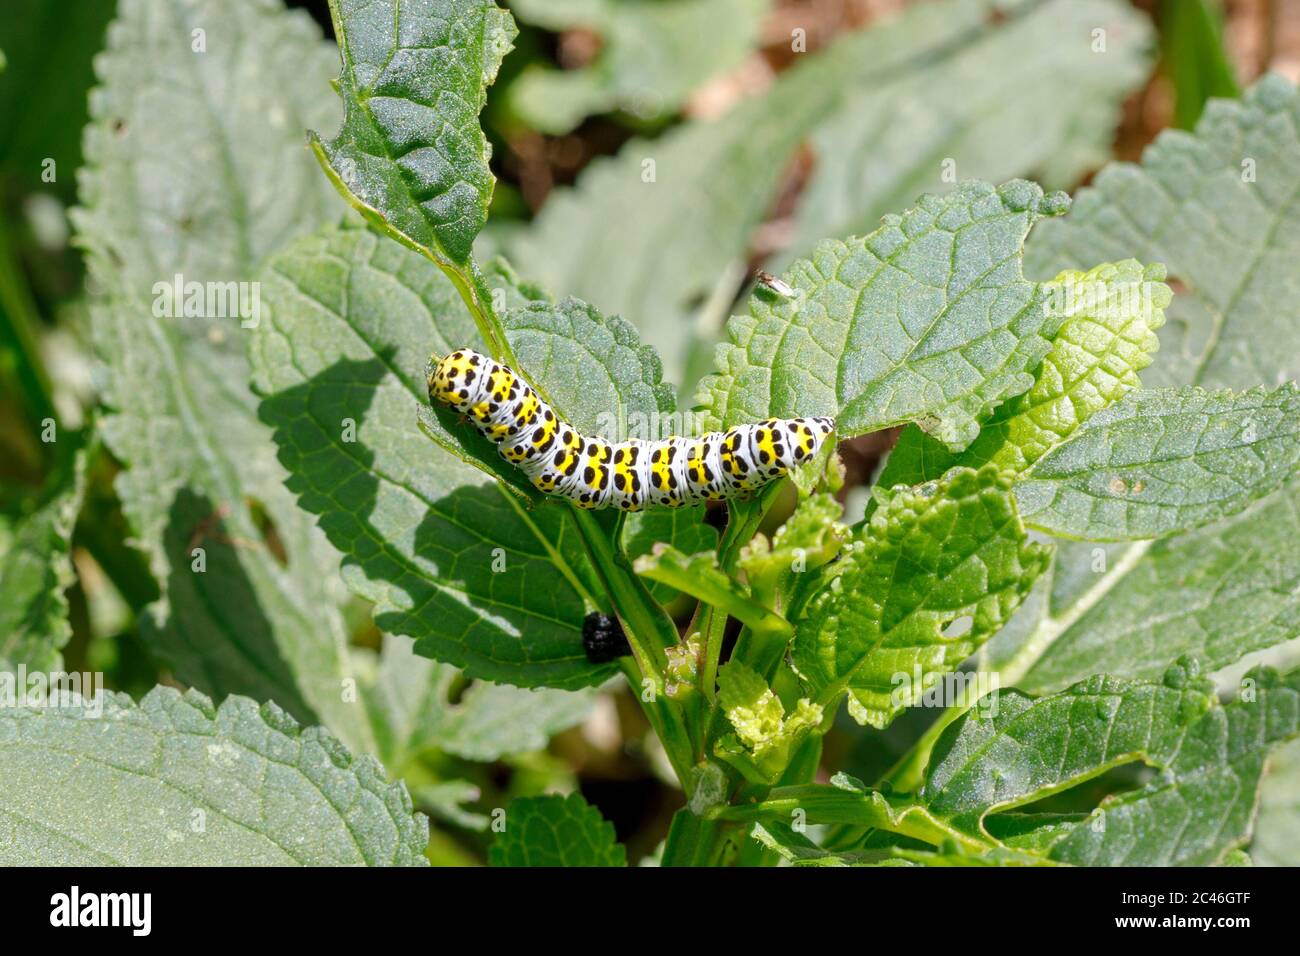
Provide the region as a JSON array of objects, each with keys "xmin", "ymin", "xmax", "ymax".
[{"xmin": 427, "ymin": 348, "xmax": 835, "ymax": 511}]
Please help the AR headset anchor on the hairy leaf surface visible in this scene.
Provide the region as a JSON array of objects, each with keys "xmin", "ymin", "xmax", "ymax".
[
  {"xmin": 0, "ymin": 687, "xmax": 428, "ymax": 865},
  {"xmin": 71, "ymin": 0, "xmax": 371, "ymax": 750},
  {"xmin": 1016, "ymin": 384, "xmax": 1300, "ymax": 539}
]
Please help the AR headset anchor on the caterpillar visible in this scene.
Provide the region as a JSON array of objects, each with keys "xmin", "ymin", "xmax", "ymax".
[{"xmin": 428, "ymin": 348, "xmax": 835, "ymax": 511}]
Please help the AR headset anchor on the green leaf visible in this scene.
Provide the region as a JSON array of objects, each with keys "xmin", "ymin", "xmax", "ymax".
[
  {"xmin": 729, "ymin": 664, "xmax": 1300, "ymax": 865},
  {"xmin": 489, "ymin": 792, "xmax": 626, "ymax": 866},
  {"xmin": 620, "ymin": 508, "xmax": 718, "ymax": 606},
  {"xmin": 70, "ymin": 0, "xmax": 376, "ymax": 751},
  {"xmin": 880, "ymin": 259, "xmax": 1171, "ymax": 485},
  {"xmin": 1028, "ymin": 74, "xmax": 1300, "ymax": 405},
  {"xmin": 1002, "ymin": 76, "xmax": 1300, "ymax": 691},
  {"xmin": 251, "ymin": 223, "xmax": 698, "ymax": 688},
  {"xmin": 700, "ymin": 180, "xmax": 1071, "ymax": 449},
  {"xmin": 1015, "ymin": 384, "xmax": 1300, "ymax": 540},
  {"xmin": 252, "ymin": 225, "xmax": 600, "ymax": 689},
  {"xmin": 792, "ymin": 465, "xmax": 1051, "ymax": 728},
  {"xmin": 717, "ymin": 771, "xmax": 987, "ymax": 852},
  {"xmin": 0, "ymin": 448, "xmax": 87, "ymax": 671},
  {"xmin": 361, "ymin": 634, "xmax": 594, "ymax": 772},
  {"xmin": 0, "ymin": 686, "xmax": 428, "ymax": 865},
  {"xmin": 1253, "ymin": 738, "xmax": 1300, "ymax": 866},
  {"xmin": 991, "ymin": 666, "xmax": 1300, "ymax": 865},
  {"xmin": 507, "ymin": 0, "xmax": 766, "ymax": 134},
  {"xmin": 508, "ymin": 0, "xmax": 1150, "ymax": 382},
  {"xmin": 1020, "ymin": 480, "xmax": 1300, "ymax": 693},
  {"xmin": 311, "ymin": 0, "xmax": 515, "ymax": 267},
  {"xmin": 923, "ymin": 666, "xmax": 1218, "ymax": 832}
]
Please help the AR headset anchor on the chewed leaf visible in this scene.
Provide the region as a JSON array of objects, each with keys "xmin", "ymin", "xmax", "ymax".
[
  {"xmin": 880, "ymin": 259, "xmax": 1172, "ymax": 487},
  {"xmin": 716, "ymin": 660, "xmax": 823, "ymax": 784},
  {"xmin": 792, "ymin": 465, "xmax": 1050, "ymax": 728},
  {"xmin": 699, "ymin": 181, "xmax": 1070, "ymax": 450}
]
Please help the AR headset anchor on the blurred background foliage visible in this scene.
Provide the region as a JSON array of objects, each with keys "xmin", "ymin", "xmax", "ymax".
[{"xmin": 1, "ymin": 0, "xmax": 1297, "ymax": 865}]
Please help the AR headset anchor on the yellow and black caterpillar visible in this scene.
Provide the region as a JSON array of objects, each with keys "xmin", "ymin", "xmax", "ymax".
[{"xmin": 429, "ymin": 348, "xmax": 835, "ymax": 510}]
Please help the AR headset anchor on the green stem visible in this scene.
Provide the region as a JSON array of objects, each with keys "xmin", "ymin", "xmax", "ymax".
[
  {"xmin": 570, "ymin": 507, "xmax": 674, "ymax": 674},
  {"xmin": 567, "ymin": 508, "xmax": 701, "ymax": 788},
  {"xmin": 718, "ymin": 482, "xmax": 783, "ymax": 571},
  {"xmin": 699, "ymin": 482, "xmax": 785, "ymax": 698},
  {"xmin": 619, "ymin": 659, "xmax": 695, "ymax": 789},
  {"xmin": 661, "ymin": 809, "xmax": 744, "ymax": 867},
  {"xmin": 731, "ymin": 623, "xmax": 791, "ymax": 681}
]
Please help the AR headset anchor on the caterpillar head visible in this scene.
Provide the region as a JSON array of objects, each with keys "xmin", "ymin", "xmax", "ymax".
[{"xmin": 430, "ymin": 348, "xmax": 484, "ymax": 409}]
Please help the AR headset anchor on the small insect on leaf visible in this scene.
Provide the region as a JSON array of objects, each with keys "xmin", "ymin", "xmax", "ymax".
[{"xmin": 755, "ymin": 270, "xmax": 795, "ymax": 298}]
